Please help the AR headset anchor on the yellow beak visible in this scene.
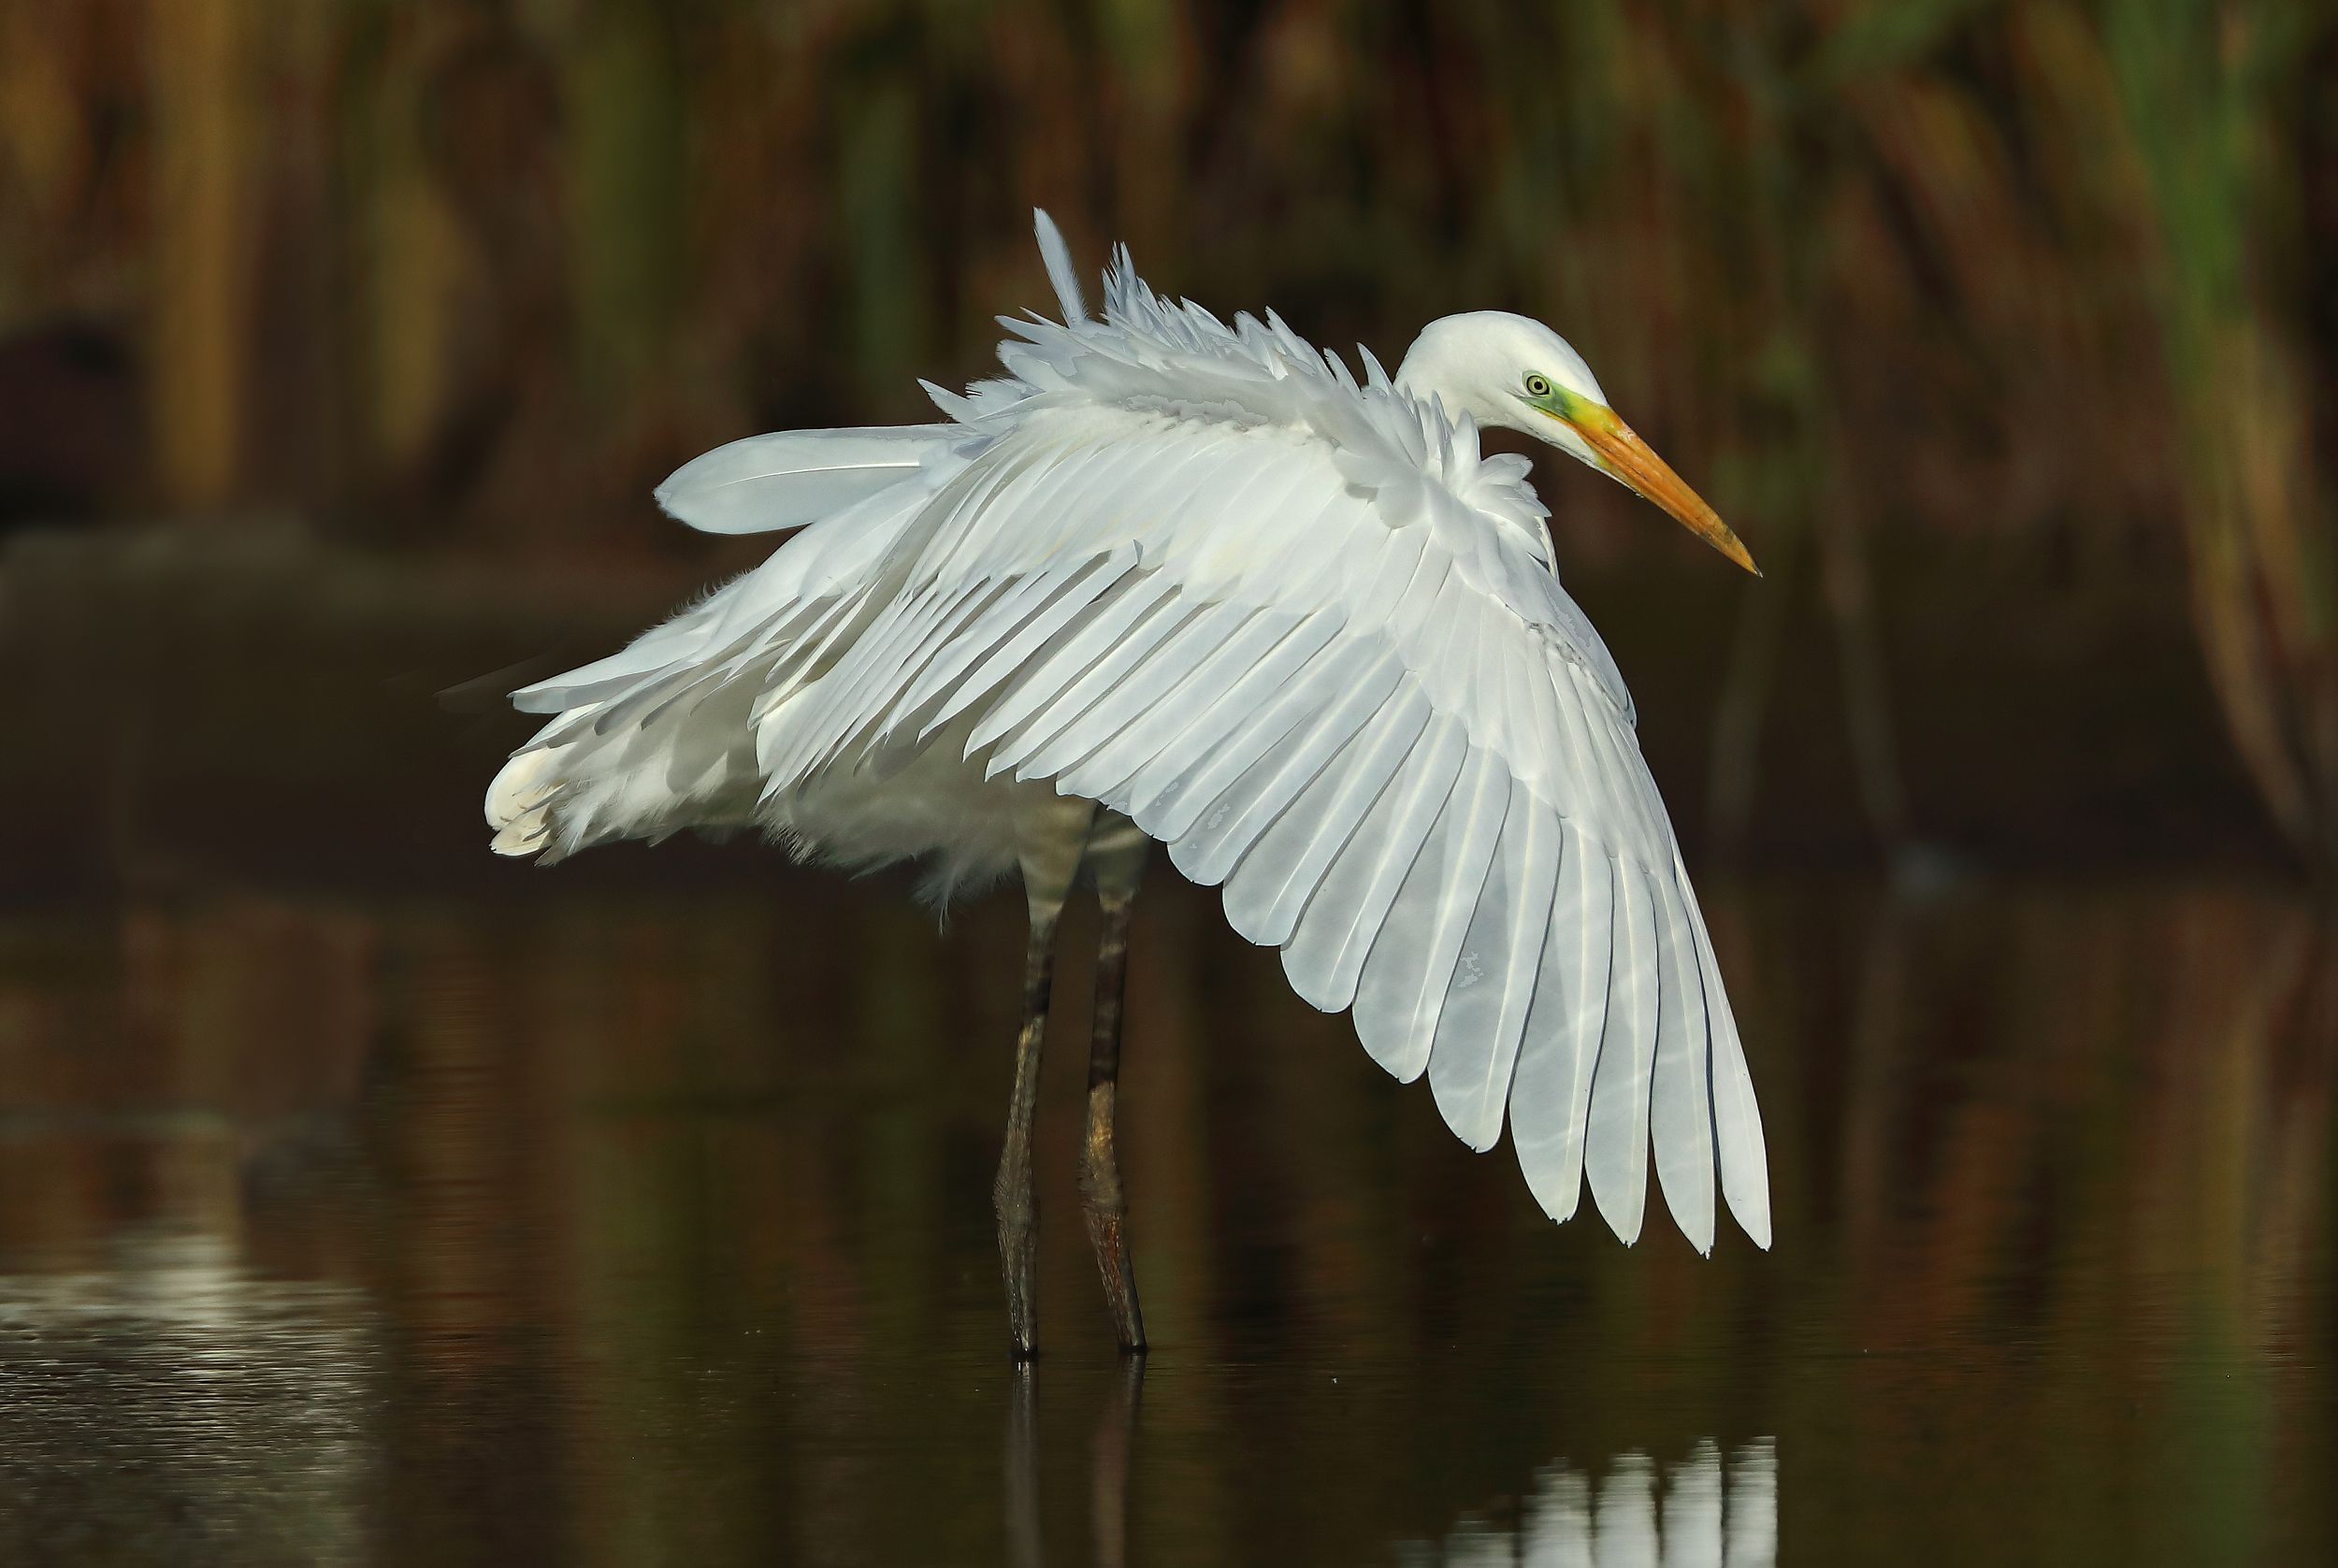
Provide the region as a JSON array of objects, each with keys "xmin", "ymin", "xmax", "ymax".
[{"xmin": 1557, "ymin": 407, "xmax": 1759, "ymax": 576}]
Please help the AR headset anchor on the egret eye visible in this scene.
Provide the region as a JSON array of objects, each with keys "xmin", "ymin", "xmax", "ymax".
[{"xmin": 1523, "ymin": 372, "xmax": 1553, "ymax": 399}]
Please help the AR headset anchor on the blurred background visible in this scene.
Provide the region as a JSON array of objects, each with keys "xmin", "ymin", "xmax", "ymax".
[{"xmin": 0, "ymin": 2, "xmax": 2332, "ymax": 1563}]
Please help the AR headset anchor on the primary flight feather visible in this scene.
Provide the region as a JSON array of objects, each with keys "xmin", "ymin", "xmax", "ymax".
[{"xmin": 486, "ymin": 210, "xmax": 1769, "ymax": 1352}]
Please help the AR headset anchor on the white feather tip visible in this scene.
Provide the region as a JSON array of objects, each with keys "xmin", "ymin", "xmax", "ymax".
[{"xmin": 1032, "ymin": 209, "xmax": 1086, "ymax": 323}]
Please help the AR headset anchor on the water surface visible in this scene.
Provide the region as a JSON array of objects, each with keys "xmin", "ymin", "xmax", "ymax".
[{"xmin": 0, "ymin": 874, "xmax": 2327, "ymax": 1564}]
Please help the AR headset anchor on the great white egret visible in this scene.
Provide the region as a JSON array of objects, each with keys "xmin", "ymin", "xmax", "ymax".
[{"xmin": 486, "ymin": 210, "xmax": 1770, "ymax": 1357}]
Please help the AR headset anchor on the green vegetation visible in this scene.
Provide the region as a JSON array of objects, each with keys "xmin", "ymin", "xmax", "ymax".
[{"xmin": 1, "ymin": 0, "xmax": 2331, "ymax": 857}]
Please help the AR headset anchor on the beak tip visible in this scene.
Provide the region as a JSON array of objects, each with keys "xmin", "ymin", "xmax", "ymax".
[{"xmin": 1580, "ymin": 411, "xmax": 1760, "ymax": 582}]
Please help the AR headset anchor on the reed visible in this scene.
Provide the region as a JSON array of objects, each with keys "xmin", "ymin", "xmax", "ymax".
[{"xmin": 0, "ymin": 0, "xmax": 2331, "ymax": 856}]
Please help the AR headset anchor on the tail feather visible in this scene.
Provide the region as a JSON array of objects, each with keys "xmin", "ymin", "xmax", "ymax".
[
  {"xmin": 485, "ymin": 746, "xmax": 565, "ymax": 856},
  {"xmin": 488, "ymin": 229, "xmax": 1076, "ymax": 862},
  {"xmin": 488, "ymin": 443, "xmax": 966, "ymax": 861},
  {"xmin": 487, "ymin": 670, "xmax": 770, "ymax": 862}
]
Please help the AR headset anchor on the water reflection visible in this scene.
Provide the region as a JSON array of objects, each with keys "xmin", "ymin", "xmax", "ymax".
[
  {"xmin": 1405, "ymin": 1441, "xmax": 1777, "ymax": 1568},
  {"xmin": 1005, "ymin": 1358, "xmax": 1146, "ymax": 1568},
  {"xmin": 0, "ymin": 1231, "xmax": 374, "ymax": 1566},
  {"xmin": 0, "ymin": 879, "xmax": 2327, "ymax": 1562},
  {"xmin": 1005, "ymin": 1352, "xmax": 1779, "ymax": 1568}
]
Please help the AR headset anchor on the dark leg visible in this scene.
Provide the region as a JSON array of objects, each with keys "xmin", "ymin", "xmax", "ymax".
[
  {"xmin": 1079, "ymin": 813, "xmax": 1149, "ymax": 1352},
  {"xmin": 996, "ymin": 804, "xmax": 1091, "ymax": 1359},
  {"xmin": 994, "ymin": 893, "xmax": 1061, "ymax": 1360}
]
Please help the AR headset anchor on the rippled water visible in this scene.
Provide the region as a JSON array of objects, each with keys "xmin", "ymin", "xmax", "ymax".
[{"xmin": 0, "ymin": 873, "xmax": 2327, "ymax": 1564}]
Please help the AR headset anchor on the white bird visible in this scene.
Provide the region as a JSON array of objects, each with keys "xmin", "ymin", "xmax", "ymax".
[{"xmin": 486, "ymin": 210, "xmax": 1771, "ymax": 1357}]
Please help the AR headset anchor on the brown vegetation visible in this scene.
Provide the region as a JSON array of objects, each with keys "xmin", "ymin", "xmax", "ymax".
[{"xmin": 2, "ymin": 1, "xmax": 2332, "ymax": 859}]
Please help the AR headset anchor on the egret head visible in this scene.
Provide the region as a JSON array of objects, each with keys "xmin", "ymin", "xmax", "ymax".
[{"xmin": 1394, "ymin": 311, "xmax": 1757, "ymax": 574}]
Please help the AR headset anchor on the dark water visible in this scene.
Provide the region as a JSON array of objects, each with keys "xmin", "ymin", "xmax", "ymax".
[{"xmin": 0, "ymin": 872, "xmax": 2329, "ymax": 1565}]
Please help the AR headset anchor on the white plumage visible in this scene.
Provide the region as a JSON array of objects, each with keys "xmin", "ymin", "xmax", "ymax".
[{"xmin": 487, "ymin": 210, "xmax": 1770, "ymax": 1257}]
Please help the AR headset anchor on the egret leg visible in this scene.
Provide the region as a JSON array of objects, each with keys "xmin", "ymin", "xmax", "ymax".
[
  {"xmin": 996, "ymin": 802, "xmax": 1092, "ymax": 1359},
  {"xmin": 995, "ymin": 891, "xmax": 1061, "ymax": 1360},
  {"xmin": 1079, "ymin": 812, "xmax": 1149, "ymax": 1352}
]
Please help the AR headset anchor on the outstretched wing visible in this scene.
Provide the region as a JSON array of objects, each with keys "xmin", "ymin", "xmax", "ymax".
[
  {"xmin": 761, "ymin": 385, "xmax": 1769, "ymax": 1254},
  {"xmin": 497, "ymin": 210, "xmax": 1770, "ymax": 1253}
]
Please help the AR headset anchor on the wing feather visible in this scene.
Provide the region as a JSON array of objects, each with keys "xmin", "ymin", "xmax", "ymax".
[
  {"xmin": 1227, "ymin": 683, "xmax": 1433, "ymax": 948},
  {"xmin": 924, "ymin": 555, "xmax": 1128, "ymax": 735},
  {"xmin": 1684, "ymin": 876, "xmax": 1772, "ymax": 1246},
  {"xmin": 1171, "ymin": 647, "xmax": 1405, "ymax": 888},
  {"xmin": 1153, "ymin": 633, "xmax": 1367, "ymax": 860},
  {"xmin": 1509, "ymin": 819, "xmax": 1614, "ymax": 1222},
  {"xmin": 965, "ymin": 570, "xmax": 1178, "ymax": 756},
  {"xmin": 1049, "ymin": 606, "xmax": 1295, "ymax": 798},
  {"xmin": 503, "ymin": 221, "xmax": 1768, "ymax": 1250},
  {"xmin": 1122, "ymin": 612, "xmax": 1346, "ymax": 832},
  {"xmin": 1350, "ymin": 744, "xmax": 1506, "ymax": 1084},
  {"xmin": 1585, "ymin": 856, "xmax": 1660, "ymax": 1243},
  {"xmin": 1281, "ymin": 712, "xmax": 1469, "ymax": 1013},
  {"xmin": 1426, "ymin": 781, "xmax": 1558, "ymax": 1151},
  {"xmin": 880, "ymin": 556, "xmax": 1089, "ymax": 735},
  {"xmin": 654, "ymin": 424, "xmax": 952, "ymax": 536},
  {"xmin": 1649, "ymin": 872, "xmax": 1718, "ymax": 1254},
  {"xmin": 1029, "ymin": 603, "xmax": 1257, "ymax": 789}
]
